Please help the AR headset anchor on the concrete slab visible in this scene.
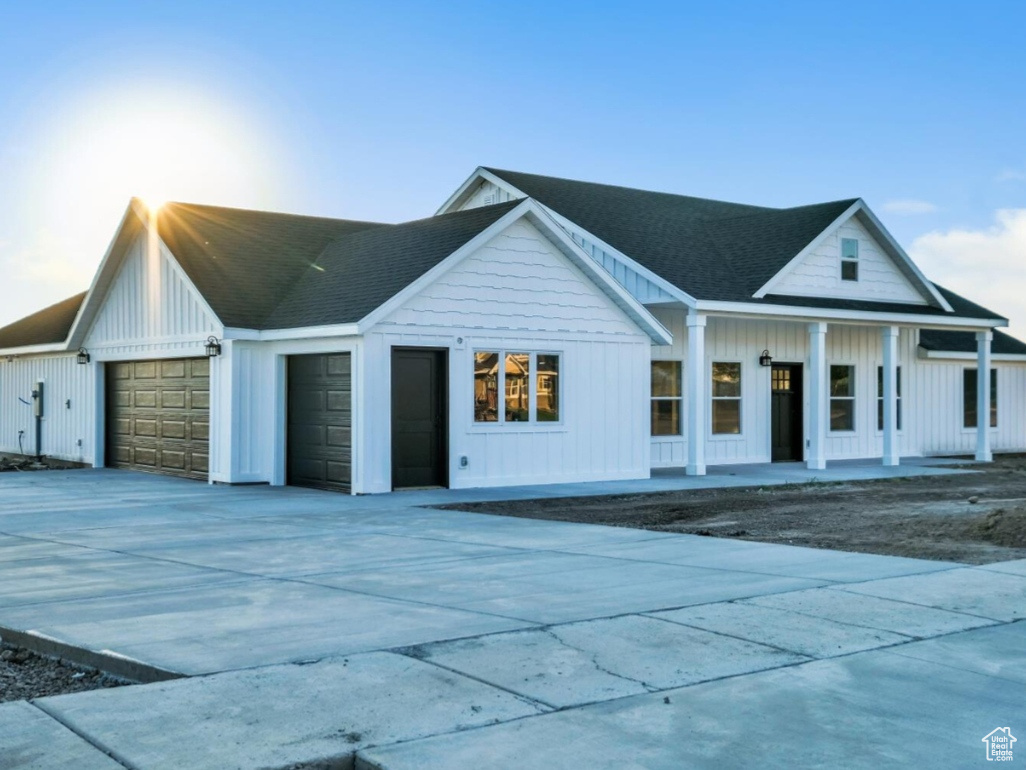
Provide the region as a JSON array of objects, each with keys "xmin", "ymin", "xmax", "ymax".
[
  {"xmin": 406, "ymin": 614, "xmax": 806, "ymax": 708},
  {"xmin": 884, "ymin": 621, "xmax": 1026, "ymax": 683},
  {"xmin": 650, "ymin": 601, "xmax": 909, "ymax": 658},
  {"xmin": 358, "ymin": 645, "xmax": 1023, "ymax": 769},
  {"xmin": 837, "ymin": 567, "xmax": 1026, "ymax": 621},
  {"xmin": 0, "ymin": 579, "xmax": 533, "ymax": 675},
  {"xmin": 0, "ymin": 701, "xmax": 123, "ymax": 770},
  {"xmin": 569, "ymin": 536, "xmax": 960, "ymax": 582},
  {"xmin": 977, "ymin": 558, "xmax": 1026, "ymax": 577},
  {"xmin": 36, "ymin": 652, "xmax": 543, "ymax": 770},
  {"xmin": 747, "ymin": 587, "xmax": 998, "ymax": 638},
  {"xmin": 311, "ymin": 552, "xmax": 827, "ymax": 624}
]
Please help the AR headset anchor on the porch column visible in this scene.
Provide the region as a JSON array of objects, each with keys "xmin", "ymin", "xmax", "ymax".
[
  {"xmin": 807, "ymin": 322, "xmax": 827, "ymax": 470},
  {"xmin": 976, "ymin": 330, "xmax": 993, "ymax": 462},
  {"xmin": 881, "ymin": 326, "xmax": 900, "ymax": 466},
  {"xmin": 686, "ymin": 313, "xmax": 707, "ymax": 476}
]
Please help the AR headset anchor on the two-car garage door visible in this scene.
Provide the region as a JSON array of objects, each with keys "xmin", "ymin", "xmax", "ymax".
[{"xmin": 106, "ymin": 359, "xmax": 210, "ymax": 480}]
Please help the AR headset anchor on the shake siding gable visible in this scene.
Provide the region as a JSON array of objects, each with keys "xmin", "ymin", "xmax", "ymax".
[{"xmin": 770, "ymin": 216, "xmax": 927, "ymax": 304}]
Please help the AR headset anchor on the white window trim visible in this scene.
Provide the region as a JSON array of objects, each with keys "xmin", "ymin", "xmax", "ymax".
[
  {"xmin": 960, "ymin": 366, "xmax": 999, "ymax": 433},
  {"xmin": 710, "ymin": 360, "xmax": 744, "ymax": 439},
  {"xmin": 874, "ymin": 362, "xmax": 904, "ymax": 435},
  {"xmin": 470, "ymin": 349, "xmax": 564, "ymax": 432},
  {"xmin": 651, "ymin": 358, "xmax": 684, "ymax": 439},
  {"xmin": 828, "ymin": 362, "xmax": 857, "ymax": 434}
]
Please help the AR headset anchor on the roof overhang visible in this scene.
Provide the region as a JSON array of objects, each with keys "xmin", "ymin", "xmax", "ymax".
[
  {"xmin": 0, "ymin": 344, "xmax": 73, "ymax": 358},
  {"xmin": 359, "ymin": 198, "xmax": 673, "ymax": 345},
  {"xmin": 694, "ymin": 299, "xmax": 1006, "ymax": 330},
  {"xmin": 918, "ymin": 349, "xmax": 1026, "ymax": 362}
]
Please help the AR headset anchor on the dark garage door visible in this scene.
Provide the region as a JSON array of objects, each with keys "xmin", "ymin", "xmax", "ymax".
[
  {"xmin": 287, "ymin": 353, "xmax": 352, "ymax": 492},
  {"xmin": 106, "ymin": 358, "xmax": 210, "ymax": 480}
]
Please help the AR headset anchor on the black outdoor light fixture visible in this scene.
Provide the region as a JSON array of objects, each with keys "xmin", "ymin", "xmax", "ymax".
[
  {"xmin": 205, "ymin": 336, "xmax": 222, "ymax": 357},
  {"xmin": 759, "ymin": 349, "xmax": 773, "ymax": 367},
  {"xmin": 76, "ymin": 347, "xmax": 90, "ymax": 365}
]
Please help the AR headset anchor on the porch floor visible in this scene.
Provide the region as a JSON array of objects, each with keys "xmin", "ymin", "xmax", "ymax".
[{"xmin": 391, "ymin": 456, "xmax": 976, "ymax": 507}]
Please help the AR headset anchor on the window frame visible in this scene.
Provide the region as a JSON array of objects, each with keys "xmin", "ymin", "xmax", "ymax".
[
  {"xmin": 650, "ymin": 359, "xmax": 684, "ymax": 438},
  {"xmin": 840, "ymin": 237, "xmax": 859, "ymax": 282},
  {"xmin": 471, "ymin": 349, "xmax": 564, "ymax": 430},
  {"xmin": 829, "ymin": 363, "xmax": 857, "ymax": 433},
  {"xmin": 962, "ymin": 367, "xmax": 998, "ymax": 430},
  {"xmin": 710, "ymin": 361, "xmax": 743, "ymax": 437},
  {"xmin": 876, "ymin": 365, "xmax": 903, "ymax": 433}
]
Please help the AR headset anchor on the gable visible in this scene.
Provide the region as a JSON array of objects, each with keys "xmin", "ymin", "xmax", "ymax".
[
  {"xmin": 767, "ymin": 215, "xmax": 928, "ymax": 304},
  {"xmin": 459, "ymin": 179, "xmax": 522, "ymax": 210},
  {"xmin": 84, "ymin": 232, "xmax": 220, "ymax": 349},
  {"xmin": 375, "ymin": 218, "xmax": 648, "ymax": 338}
]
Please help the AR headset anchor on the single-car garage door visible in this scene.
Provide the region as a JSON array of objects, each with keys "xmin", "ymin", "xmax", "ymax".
[
  {"xmin": 106, "ymin": 358, "xmax": 210, "ymax": 480},
  {"xmin": 287, "ymin": 353, "xmax": 352, "ymax": 492}
]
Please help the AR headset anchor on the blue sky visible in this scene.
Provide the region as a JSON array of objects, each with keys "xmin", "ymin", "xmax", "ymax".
[{"xmin": 1, "ymin": 1, "xmax": 1024, "ymax": 332}]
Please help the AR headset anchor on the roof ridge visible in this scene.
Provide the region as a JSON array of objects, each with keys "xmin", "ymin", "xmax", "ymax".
[{"xmin": 158, "ymin": 199, "xmax": 388, "ymax": 228}]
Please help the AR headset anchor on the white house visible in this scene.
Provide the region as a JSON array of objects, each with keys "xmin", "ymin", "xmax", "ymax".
[{"xmin": 1, "ymin": 168, "xmax": 1024, "ymax": 493}]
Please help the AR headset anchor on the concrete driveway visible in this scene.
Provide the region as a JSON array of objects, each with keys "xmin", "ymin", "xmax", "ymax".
[{"xmin": 0, "ymin": 469, "xmax": 1023, "ymax": 769}]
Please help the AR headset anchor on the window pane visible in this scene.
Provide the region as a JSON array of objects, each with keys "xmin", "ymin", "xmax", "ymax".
[
  {"xmin": 651, "ymin": 400, "xmax": 681, "ymax": 436},
  {"xmin": 536, "ymin": 355, "xmax": 560, "ymax": 422},
  {"xmin": 841, "ymin": 260, "xmax": 858, "ymax": 281},
  {"xmin": 964, "ymin": 369, "xmax": 977, "ymax": 428},
  {"xmin": 830, "ymin": 399, "xmax": 855, "ymax": 431},
  {"xmin": 712, "ymin": 362, "xmax": 741, "ymax": 398},
  {"xmin": 842, "ymin": 238, "xmax": 859, "ymax": 259},
  {"xmin": 505, "ymin": 353, "xmax": 530, "ymax": 422},
  {"xmin": 991, "ymin": 370, "xmax": 998, "ymax": 428},
  {"xmin": 712, "ymin": 400, "xmax": 741, "ymax": 434},
  {"xmin": 651, "ymin": 361, "xmax": 681, "ymax": 398},
  {"xmin": 876, "ymin": 366, "xmax": 902, "ymax": 398},
  {"xmin": 474, "ymin": 352, "xmax": 499, "ymax": 422},
  {"xmin": 830, "ymin": 365, "xmax": 854, "ymax": 397}
]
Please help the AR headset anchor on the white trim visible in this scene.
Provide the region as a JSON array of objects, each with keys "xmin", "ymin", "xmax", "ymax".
[
  {"xmin": 223, "ymin": 324, "xmax": 360, "ymax": 341},
  {"xmin": 918, "ymin": 349, "xmax": 1026, "ymax": 362},
  {"xmin": 0, "ymin": 343, "xmax": 70, "ymax": 357},
  {"xmin": 694, "ymin": 299, "xmax": 1004, "ymax": 328},
  {"xmin": 357, "ymin": 199, "xmax": 673, "ymax": 346},
  {"xmin": 435, "ymin": 167, "xmax": 528, "ymax": 216}
]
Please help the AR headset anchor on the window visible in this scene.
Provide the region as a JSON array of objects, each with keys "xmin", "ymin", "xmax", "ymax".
[
  {"xmin": 651, "ymin": 361, "xmax": 682, "ymax": 436},
  {"xmin": 711, "ymin": 362, "xmax": 741, "ymax": 434},
  {"xmin": 536, "ymin": 355, "xmax": 560, "ymax": 422},
  {"xmin": 876, "ymin": 366, "xmax": 902, "ymax": 431},
  {"xmin": 830, "ymin": 365, "xmax": 855, "ymax": 431},
  {"xmin": 474, "ymin": 350, "xmax": 560, "ymax": 424},
  {"xmin": 841, "ymin": 238, "xmax": 859, "ymax": 282},
  {"xmin": 963, "ymin": 368, "xmax": 998, "ymax": 428}
]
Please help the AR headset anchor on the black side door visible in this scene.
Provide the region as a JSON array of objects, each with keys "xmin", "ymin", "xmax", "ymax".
[{"xmin": 392, "ymin": 348, "xmax": 448, "ymax": 489}]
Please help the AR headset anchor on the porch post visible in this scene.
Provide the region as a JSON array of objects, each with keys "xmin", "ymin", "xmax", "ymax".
[
  {"xmin": 881, "ymin": 326, "xmax": 900, "ymax": 466},
  {"xmin": 976, "ymin": 330, "xmax": 993, "ymax": 462},
  {"xmin": 686, "ymin": 313, "xmax": 707, "ymax": 476},
  {"xmin": 807, "ymin": 322, "xmax": 827, "ymax": 471}
]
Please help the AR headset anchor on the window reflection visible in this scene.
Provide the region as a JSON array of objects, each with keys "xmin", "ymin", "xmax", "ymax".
[
  {"xmin": 474, "ymin": 352, "xmax": 499, "ymax": 422},
  {"xmin": 505, "ymin": 353, "xmax": 530, "ymax": 421},
  {"xmin": 537, "ymin": 354, "xmax": 559, "ymax": 421}
]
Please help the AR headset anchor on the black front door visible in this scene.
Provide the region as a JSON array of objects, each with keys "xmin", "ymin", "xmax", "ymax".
[
  {"xmin": 771, "ymin": 364, "xmax": 804, "ymax": 462},
  {"xmin": 392, "ymin": 348, "xmax": 448, "ymax": 489}
]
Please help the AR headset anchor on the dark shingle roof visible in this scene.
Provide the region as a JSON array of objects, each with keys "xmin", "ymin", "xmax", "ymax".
[
  {"xmin": 0, "ymin": 292, "xmax": 85, "ymax": 349},
  {"xmin": 265, "ymin": 200, "xmax": 521, "ymax": 329},
  {"xmin": 920, "ymin": 328, "xmax": 1026, "ymax": 356},
  {"xmin": 484, "ymin": 168, "xmax": 858, "ymax": 303},
  {"xmin": 758, "ymin": 284, "xmax": 1005, "ymax": 320},
  {"xmin": 154, "ymin": 202, "xmax": 387, "ymax": 328}
]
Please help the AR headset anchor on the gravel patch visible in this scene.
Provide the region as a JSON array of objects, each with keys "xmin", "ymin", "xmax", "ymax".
[{"xmin": 0, "ymin": 642, "xmax": 132, "ymax": 702}]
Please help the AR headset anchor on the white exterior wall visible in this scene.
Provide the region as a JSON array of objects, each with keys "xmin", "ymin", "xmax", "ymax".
[
  {"xmin": 647, "ymin": 307, "xmax": 1026, "ymax": 467},
  {"xmin": 462, "ymin": 180, "xmax": 520, "ymax": 209},
  {"xmin": 0, "ymin": 354, "xmax": 94, "ymax": 463},
  {"xmin": 361, "ymin": 218, "xmax": 652, "ymax": 492},
  {"xmin": 771, "ymin": 216, "xmax": 926, "ymax": 304}
]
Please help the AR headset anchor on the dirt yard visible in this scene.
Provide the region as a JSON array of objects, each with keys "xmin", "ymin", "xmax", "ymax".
[{"xmin": 443, "ymin": 455, "xmax": 1026, "ymax": 564}]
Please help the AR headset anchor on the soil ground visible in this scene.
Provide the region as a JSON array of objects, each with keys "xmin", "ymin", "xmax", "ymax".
[
  {"xmin": 442, "ymin": 455, "xmax": 1026, "ymax": 565},
  {"xmin": 0, "ymin": 643, "xmax": 130, "ymax": 703}
]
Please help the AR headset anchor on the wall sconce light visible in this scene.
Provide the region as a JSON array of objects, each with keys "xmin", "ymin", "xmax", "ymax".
[
  {"xmin": 759, "ymin": 349, "xmax": 773, "ymax": 367},
  {"xmin": 204, "ymin": 336, "xmax": 222, "ymax": 357},
  {"xmin": 76, "ymin": 347, "xmax": 91, "ymax": 365}
]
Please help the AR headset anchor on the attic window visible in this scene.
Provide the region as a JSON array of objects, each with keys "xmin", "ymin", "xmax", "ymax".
[{"xmin": 841, "ymin": 238, "xmax": 859, "ymax": 281}]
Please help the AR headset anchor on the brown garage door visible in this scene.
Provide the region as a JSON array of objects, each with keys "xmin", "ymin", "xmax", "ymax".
[
  {"xmin": 287, "ymin": 353, "xmax": 351, "ymax": 492},
  {"xmin": 106, "ymin": 358, "xmax": 210, "ymax": 480}
]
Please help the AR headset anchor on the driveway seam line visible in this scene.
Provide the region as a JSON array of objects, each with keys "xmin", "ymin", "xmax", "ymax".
[{"xmin": 29, "ymin": 700, "xmax": 137, "ymax": 770}]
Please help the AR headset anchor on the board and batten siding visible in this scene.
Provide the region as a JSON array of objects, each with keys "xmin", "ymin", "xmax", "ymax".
[
  {"xmin": 361, "ymin": 217, "xmax": 653, "ymax": 492},
  {"xmin": 649, "ymin": 308, "xmax": 930, "ymax": 466},
  {"xmin": 0, "ymin": 354, "xmax": 95, "ymax": 463},
  {"xmin": 770, "ymin": 216, "xmax": 927, "ymax": 304}
]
